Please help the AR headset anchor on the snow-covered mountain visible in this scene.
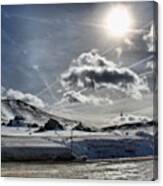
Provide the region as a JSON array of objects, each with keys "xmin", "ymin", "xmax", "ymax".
[{"xmin": 1, "ymin": 98, "xmax": 78, "ymax": 127}]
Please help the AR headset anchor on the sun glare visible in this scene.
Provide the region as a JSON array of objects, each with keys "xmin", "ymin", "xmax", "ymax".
[{"xmin": 107, "ymin": 6, "xmax": 132, "ymax": 38}]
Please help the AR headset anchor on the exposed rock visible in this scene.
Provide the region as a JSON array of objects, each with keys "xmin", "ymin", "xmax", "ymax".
[
  {"xmin": 35, "ymin": 119, "xmax": 64, "ymax": 132},
  {"xmin": 27, "ymin": 123, "xmax": 39, "ymax": 128},
  {"xmin": 72, "ymin": 122, "xmax": 96, "ymax": 132},
  {"xmin": 35, "ymin": 126, "xmax": 46, "ymax": 133},
  {"xmin": 1, "ymin": 122, "xmax": 6, "ymax": 126},
  {"xmin": 14, "ymin": 115, "xmax": 25, "ymax": 121},
  {"xmin": 44, "ymin": 119, "xmax": 64, "ymax": 130},
  {"xmin": 101, "ymin": 120, "xmax": 157, "ymax": 132},
  {"xmin": 7, "ymin": 115, "xmax": 27, "ymax": 127}
]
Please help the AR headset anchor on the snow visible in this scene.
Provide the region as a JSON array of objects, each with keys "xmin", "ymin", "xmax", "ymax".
[
  {"xmin": 111, "ymin": 113, "xmax": 151, "ymax": 126},
  {"xmin": 1, "ymin": 124, "xmax": 157, "ymax": 161},
  {"xmin": 1, "ymin": 98, "xmax": 157, "ymax": 161}
]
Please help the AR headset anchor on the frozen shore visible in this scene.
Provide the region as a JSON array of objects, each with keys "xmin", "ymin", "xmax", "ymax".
[{"xmin": 1, "ymin": 126, "xmax": 157, "ymax": 161}]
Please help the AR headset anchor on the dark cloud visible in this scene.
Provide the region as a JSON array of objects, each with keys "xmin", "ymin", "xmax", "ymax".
[
  {"xmin": 62, "ymin": 66, "xmax": 140, "ymax": 91},
  {"xmin": 61, "ymin": 50, "xmax": 149, "ymax": 100}
]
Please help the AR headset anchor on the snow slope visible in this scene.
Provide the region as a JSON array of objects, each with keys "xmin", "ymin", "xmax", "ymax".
[{"xmin": 1, "ymin": 99, "xmax": 78, "ymax": 128}]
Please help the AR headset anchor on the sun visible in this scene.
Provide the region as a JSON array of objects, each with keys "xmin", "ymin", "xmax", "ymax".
[{"xmin": 107, "ymin": 6, "xmax": 132, "ymax": 38}]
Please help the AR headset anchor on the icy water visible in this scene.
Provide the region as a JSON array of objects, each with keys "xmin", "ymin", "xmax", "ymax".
[{"xmin": 1, "ymin": 159, "xmax": 157, "ymax": 180}]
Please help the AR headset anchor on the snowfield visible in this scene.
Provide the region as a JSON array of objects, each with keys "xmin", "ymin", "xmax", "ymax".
[
  {"xmin": 1, "ymin": 124, "xmax": 157, "ymax": 161},
  {"xmin": 1, "ymin": 98, "xmax": 158, "ymax": 161}
]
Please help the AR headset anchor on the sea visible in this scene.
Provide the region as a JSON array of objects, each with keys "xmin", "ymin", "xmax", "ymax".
[{"xmin": 1, "ymin": 159, "xmax": 157, "ymax": 180}]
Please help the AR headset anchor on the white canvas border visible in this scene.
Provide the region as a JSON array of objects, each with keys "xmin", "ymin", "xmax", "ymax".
[{"xmin": 0, "ymin": 0, "xmax": 162, "ymax": 185}]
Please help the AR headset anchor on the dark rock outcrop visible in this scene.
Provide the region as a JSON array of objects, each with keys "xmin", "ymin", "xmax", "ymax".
[
  {"xmin": 101, "ymin": 120, "xmax": 157, "ymax": 132},
  {"xmin": 35, "ymin": 126, "xmax": 46, "ymax": 133},
  {"xmin": 14, "ymin": 115, "xmax": 25, "ymax": 121},
  {"xmin": 27, "ymin": 123, "xmax": 39, "ymax": 128},
  {"xmin": 44, "ymin": 119, "xmax": 64, "ymax": 130},
  {"xmin": 72, "ymin": 122, "xmax": 96, "ymax": 132},
  {"xmin": 35, "ymin": 119, "xmax": 64, "ymax": 132},
  {"xmin": 7, "ymin": 115, "xmax": 27, "ymax": 127},
  {"xmin": 1, "ymin": 122, "xmax": 6, "ymax": 126}
]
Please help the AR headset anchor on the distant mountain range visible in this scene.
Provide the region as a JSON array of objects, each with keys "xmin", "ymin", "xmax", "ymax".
[{"xmin": 1, "ymin": 98, "xmax": 157, "ymax": 134}]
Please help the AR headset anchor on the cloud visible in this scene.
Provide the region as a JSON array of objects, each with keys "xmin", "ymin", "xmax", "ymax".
[
  {"xmin": 124, "ymin": 38, "xmax": 134, "ymax": 49},
  {"xmin": 61, "ymin": 50, "xmax": 149, "ymax": 100},
  {"xmin": 143, "ymin": 24, "xmax": 155, "ymax": 52},
  {"xmin": 115, "ymin": 47, "xmax": 123, "ymax": 60},
  {"xmin": 5, "ymin": 88, "xmax": 45, "ymax": 108},
  {"xmin": 63, "ymin": 90, "xmax": 113, "ymax": 105},
  {"xmin": 71, "ymin": 49, "xmax": 116, "ymax": 68},
  {"xmin": 62, "ymin": 66, "xmax": 139, "ymax": 88},
  {"xmin": 146, "ymin": 60, "xmax": 154, "ymax": 70},
  {"xmin": 1, "ymin": 86, "xmax": 7, "ymax": 97}
]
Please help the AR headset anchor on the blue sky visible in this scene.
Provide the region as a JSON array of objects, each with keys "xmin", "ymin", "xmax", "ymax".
[{"xmin": 1, "ymin": 2, "xmax": 155, "ymax": 112}]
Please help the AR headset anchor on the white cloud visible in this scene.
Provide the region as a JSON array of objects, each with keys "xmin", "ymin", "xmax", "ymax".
[
  {"xmin": 146, "ymin": 60, "xmax": 154, "ymax": 70},
  {"xmin": 124, "ymin": 38, "xmax": 134, "ymax": 49},
  {"xmin": 143, "ymin": 24, "xmax": 155, "ymax": 52},
  {"xmin": 1, "ymin": 86, "xmax": 7, "ymax": 97},
  {"xmin": 71, "ymin": 49, "xmax": 116, "ymax": 68},
  {"xmin": 61, "ymin": 50, "xmax": 149, "ymax": 101},
  {"xmin": 115, "ymin": 47, "xmax": 123, "ymax": 60},
  {"xmin": 63, "ymin": 90, "xmax": 113, "ymax": 105},
  {"xmin": 6, "ymin": 88, "xmax": 45, "ymax": 108}
]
